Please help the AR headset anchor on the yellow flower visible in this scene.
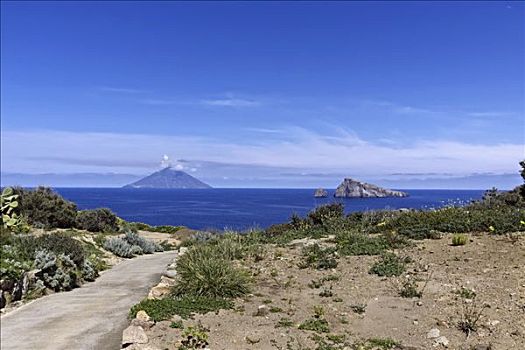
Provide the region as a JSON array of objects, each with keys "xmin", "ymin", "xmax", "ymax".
[{"xmin": 488, "ymin": 225, "xmax": 495, "ymax": 232}]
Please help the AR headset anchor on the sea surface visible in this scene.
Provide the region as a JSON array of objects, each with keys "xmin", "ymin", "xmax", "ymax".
[{"xmin": 55, "ymin": 188, "xmax": 485, "ymax": 231}]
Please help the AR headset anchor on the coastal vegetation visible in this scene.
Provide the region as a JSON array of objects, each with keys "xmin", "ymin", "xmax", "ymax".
[
  {"xmin": 126, "ymin": 161, "xmax": 525, "ymax": 349},
  {"xmin": 0, "ymin": 186, "xmax": 178, "ymax": 309}
]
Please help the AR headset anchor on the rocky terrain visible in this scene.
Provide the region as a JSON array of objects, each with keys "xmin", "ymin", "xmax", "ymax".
[
  {"xmin": 124, "ymin": 167, "xmax": 212, "ymax": 189},
  {"xmin": 125, "ymin": 233, "xmax": 524, "ymax": 350},
  {"xmin": 334, "ymin": 178, "xmax": 408, "ymax": 198}
]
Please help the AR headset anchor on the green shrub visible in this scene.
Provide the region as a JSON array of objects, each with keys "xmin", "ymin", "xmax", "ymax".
[
  {"xmin": 398, "ymin": 279, "xmax": 423, "ymax": 298},
  {"xmin": 103, "ymin": 231, "xmax": 162, "ymax": 257},
  {"xmin": 34, "ymin": 250, "xmax": 81, "ymax": 291},
  {"xmin": 124, "ymin": 231, "xmax": 163, "ymax": 253},
  {"xmin": 369, "ymin": 253, "xmax": 407, "ymax": 277},
  {"xmin": 129, "ymin": 222, "xmax": 184, "ymax": 234},
  {"xmin": 298, "ymin": 318, "xmax": 330, "ymax": 333},
  {"xmin": 172, "ymin": 244, "xmax": 251, "ymax": 298},
  {"xmin": 104, "ymin": 237, "xmax": 135, "ymax": 258},
  {"xmin": 13, "ymin": 187, "xmax": 77, "ymax": 229},
  {"xmin": 299, "ymin": 244, "xmax": 338, "ymax": 270},
  {"xmin": 451, "ymin": 234, "xmax": 468, "ymax": 246},
  {"xmin": 336, "ymin": 232, "xmax": 389, "ymax": 256},
  {"xmin": 276, "ymin": 317, "xmax": 293, "ymax": 328},
  {"xmin": 76, "ymin": 208, "xmax": 118, "ymax": 232},
  {"xmin": 0, "ymin": 244, "xmax": 32, "ymax": 280},
  {"xmin": 129, "ymin": 295, "xmax": 233, "ymax": 321},
  {"xmin": 359, "ymin": 338, "xmax": 400, "ymax": 349},
  {"xmin": 36, "ymin": 233, "xmax": 86, "ymax": 266},
  {"xmin": 307, "ymin": 203, "xmax": 344, "ymax": 226}
]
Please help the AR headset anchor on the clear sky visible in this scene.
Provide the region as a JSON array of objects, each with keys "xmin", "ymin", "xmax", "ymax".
[{"xmin": 1, "ymin": 1, "xmax": 524, "ymax": 188}]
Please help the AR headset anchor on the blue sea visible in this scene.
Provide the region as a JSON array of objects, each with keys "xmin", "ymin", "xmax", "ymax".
[{"xmin": 54, "ymin": 188, "xmax": 484, "ymax": 231}]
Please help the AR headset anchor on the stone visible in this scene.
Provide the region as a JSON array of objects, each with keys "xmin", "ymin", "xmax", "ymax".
[
  {"xmin": 253, "ymin": 305, "xmax": 269, "ymax": 317},
  {"xmin": 416, "ymin": 301, "xmax": 423, "ymax": 306},
  {"xmin": 488, "ymin": 320, "xmax": 500, "ymax": 326},
  {"xmin": 179, "ymin": 247, "xmax": 188, "ymax": 256},
  {"xmin": 160, "ymin": 276, "xmax": 175, "ymax": 285},
  {"xmin": 334, "ymin": 178, "xmax": 408, "ymax": 198},
  {"xmin": 314, "ymin": 188, "xmax": 328, "ymax": 198},
  {"xmin": 433, "ymin": 336, "xmax": 449, "ymax": 347},
  {"xmin": 122, "ymin": 325, "xmax": 148, "ymax": 345},
  {"xmin": 162, "ymin": 270, "xmax": 177, "ymax": 279},
  {"xmin": 131, "ymin": 318, "xmax": 155, "ymax": 330},
  {"xmin": 427, "ymin": 328, "xmax": 440, "ymax": 339},
  {"xmin": 171, "ymin": 314, "xmax": 183, "ymax": 323},
  {"xmin": 136, "ymin": 310, "xmax": 151, "ymax": 322},
  {"xmin": 147, "ymin": 283, "xmax": 171, "ymax": 300}
]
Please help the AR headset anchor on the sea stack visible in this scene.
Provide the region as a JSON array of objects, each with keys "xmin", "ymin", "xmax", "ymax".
[
  {"xmin": 334, "ymin": 178, "xmax": 407, "ymax": 198},
  {"xmin": 314, "ymin": 188, "xmax": 328, "ymax": 198},
  {"xmin": 123, "ymin": 167, "xmax": 211, "ymax": 189}
]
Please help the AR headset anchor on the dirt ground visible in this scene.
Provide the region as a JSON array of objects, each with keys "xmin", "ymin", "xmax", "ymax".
[{"xmin": 143, "ymin": 233, "xmax": 525, "ymax": 350}]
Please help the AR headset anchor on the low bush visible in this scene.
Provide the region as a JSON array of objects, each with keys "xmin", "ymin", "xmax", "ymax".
[
  {"xmin": 307, "ymin": 203, "xmax": 344, "ymax": 227},
  {"xmin": 76, "ymin": 208, "xmax": 118, "ymax": 232},
  {"xmin": 129, "ymin": 222, "xmax": 184, "ymax": 234},
  {"xmin": 172, "ymin": 244, "xmax": 251, "ymax": 298},
  {"xmin": 34, "ymin": 250, "xmax": 81, "ymax": 291},
  {"xmin": 451, "ymin": 234, "xmax": 468, "ymax": 246},
  {"xmin": 129, "ymin": 295, "xmax": 233, "ymax": 321},
  {"xmin": 398, "ymin": 278, "xmax": 423, "ymax": 298},
  {"xmin": 36, "ymin": 233, "xmax": 86, "ymax": 266},
  {"xmin": 336, "ymin": 232, "xmax": 388, "ymax": 256},
  {"xmin": 369, "ymin": 253, "xmax": 408, "ymax": 277},
  {"xmin": 124, "ymin": 231, "xmax": 163, "ymax": 254},
  {"xmin": 103, "ymin": 231, "xmax": 163, "ymax": 257},
  {"xmin": 299, "ymin": 244, "xmax": 338, "ymax": 270},
  {"xmin": 298, "ymin": 317, "xmax": 330, "ymax": 333},
  {"xmin": 104, "ymin": 237, "xmax": 135, "ymax": 258},
  {"xmin": 13, "ymin": 187, "xmax": 78, "ymax": 229}
]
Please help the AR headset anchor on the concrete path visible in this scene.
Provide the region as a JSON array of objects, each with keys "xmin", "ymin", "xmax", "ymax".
[{"xmin": 1, "ymin": 250, "xmax": 177, "ymax": 350}]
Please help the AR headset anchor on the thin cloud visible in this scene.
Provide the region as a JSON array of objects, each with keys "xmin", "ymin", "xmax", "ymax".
[
  {"xmin": 245, "ymin": 127, "xmax": 285, "ymax": 134},
  {"xmin": 1, "ymin": 128, "xmax": 522, "ymax": 177},
  {"xmin": 201, "ymin": 98, "xmax": 260, "ymax": 107},
  {"xmin": 98, "ymin": 86, "xmax": 146, "ymax": 94},
  {"xmin": 139, "ymin": 98, "xmax": 178, "ymax": 105}
]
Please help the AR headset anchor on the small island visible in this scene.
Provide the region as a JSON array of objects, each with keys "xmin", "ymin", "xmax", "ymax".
[
  {"xmin": 314, "ymin": 188, "xmax": 328, "ymax": 198},
  {"xmin": 334, "ymin": 178, "xmax": 408, "ymax": 198}
]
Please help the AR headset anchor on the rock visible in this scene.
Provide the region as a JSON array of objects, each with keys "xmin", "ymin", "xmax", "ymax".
[
  {"xmin": 253, "ymin": 305, "xmax": 269, "ymax": 317},
  {"xmin": 314, "ymin": 188, "xmax": 328, "ymax": 198},
  {"xmin": 334, "ymin": 178, "xmax": 408, "ymax": 198},
  {"xmin": 416, "ymin": 301, "xmax": 423, "ymax": 306},
  {"xmin": 160, "ymin": 276, "xmax": 175, "ymax": 285},
  {"xmin": 433, "ymin": 336, "xmax": 449, "ymax": 347},
  {"xmin": 179, "ymin": 247, "xmax": 188, "ymax": 256},
  {"xmin": 122, "ymin": 325, "xmax": 149, "ymax": 346},
  {"xmin": 427, "ymin": 328, "xmax": 440, "ymax": 338},
  {"xmin": 136, "ymin": 310, "xmax": 151, "ymax": 322},
  {"xmin": 162, "ymin": 270, "xmax": 177, "ymax": 278},
  {"xmin": 488, "ymin": 320, "xmax": 500, "ymax": 327},
  {"xmin": 148, "ymin": 282, "xmax": 172, "ymax": 300},
  {"xmin": 131, "ymin": 318, "xmax": 155, "ymax": 330},
  {"xmin": 171, "ymin": 314, "xmax": 183, "ymax": 323}
]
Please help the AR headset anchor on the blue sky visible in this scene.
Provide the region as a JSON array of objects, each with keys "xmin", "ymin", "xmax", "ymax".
[{"xmin": 1, "ymin": 1, "xmax": 524, "ymax": 188}]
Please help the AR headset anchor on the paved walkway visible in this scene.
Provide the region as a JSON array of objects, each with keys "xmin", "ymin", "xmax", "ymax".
[{"xmin": 1, "ymin": 251, "xmax": 177, "ymax": 350}]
